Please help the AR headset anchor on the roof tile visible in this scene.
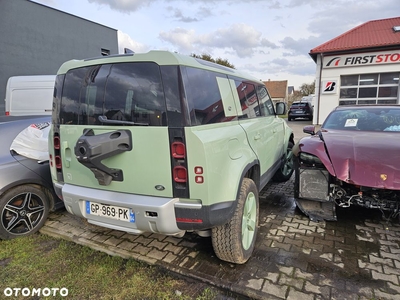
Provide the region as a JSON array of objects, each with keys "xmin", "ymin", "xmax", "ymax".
[
  {"xmin": 310, "ymin": 17, "xmax": 400, "ymax": 55},
  {"xmin": 263, "ymin": 80, "xmax": 288, "ymax": 98}
]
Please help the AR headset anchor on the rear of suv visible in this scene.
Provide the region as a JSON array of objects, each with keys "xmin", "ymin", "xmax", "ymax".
[
  {"xmin": 288, "ymin": 101, "xmax": 313, "ymax": 121},
  {"xmin": 49, "ymin": 51, "xmax": 294, "ymax": 264}
]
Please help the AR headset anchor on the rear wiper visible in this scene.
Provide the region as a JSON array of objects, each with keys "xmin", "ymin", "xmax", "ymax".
[{"xmin": 98, "ymin": 115, "xmax": 149, "ymax": 126}]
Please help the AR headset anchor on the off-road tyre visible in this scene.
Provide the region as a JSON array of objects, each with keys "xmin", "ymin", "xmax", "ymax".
[
  {"xmin": 0, "ymin": 185, "xmax": 50, "ymax": 240},
  {"xmin": 273, "ymin": 141, "xmax": 294, "ymax": 182},
  {"xmin": 211, "ymin": 178, "xmax": 259, "ymax": 264}
]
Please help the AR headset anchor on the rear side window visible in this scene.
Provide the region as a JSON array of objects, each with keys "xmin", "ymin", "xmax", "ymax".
[
  {"xmin": 59, "ymin": 62, "xmax": 167, "ymax": 126},
  {"xmin": 183, "ymin": 67, "xmax": 230, "ymax": 125}
]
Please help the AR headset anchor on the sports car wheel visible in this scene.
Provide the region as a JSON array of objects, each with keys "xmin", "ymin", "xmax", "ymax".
[
  {"xmin": 0, "ymin": 185, "xmax": 49, "ymax": 240},
  {"xmin": 211, "ymin": 178, "xmax": 259, "ymax": 264},
  {"xmin": 273, "ymin": 141, "xmax": 294, "ymax": 182}
]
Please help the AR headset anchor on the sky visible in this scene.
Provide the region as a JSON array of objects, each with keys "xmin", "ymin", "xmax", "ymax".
[{"xmin": 32, "ymin": 0, "xmax": 399, "ymax": 90}]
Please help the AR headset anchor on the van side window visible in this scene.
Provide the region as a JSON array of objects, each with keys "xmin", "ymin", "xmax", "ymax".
[
  {"xmin": 231, "ymin": 79, "xmax": 260, "ymax": 119},
  {"xmin": 257, "ymin": 86, "xmax": 275, "ymax": 116},
  {"xmin": 183, "ymin": 67, "xmax": 228, "ymax": 125}
]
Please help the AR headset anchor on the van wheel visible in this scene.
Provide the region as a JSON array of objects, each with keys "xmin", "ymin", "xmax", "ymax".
[
  {"xmin": 0, "ymin": 185, "xmax": 49, "ymax": 240},
  {"xmin": 211, "ymin": 178, "xmax": 259, "ymax": 264},
  {"xmin": 273, "ymin": 141, "xmax": 294, "ymax": 182}
]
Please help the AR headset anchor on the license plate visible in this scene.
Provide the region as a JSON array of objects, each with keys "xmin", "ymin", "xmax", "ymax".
[
  {"xmin": 295, "ymin": 110, "xmax": 302, "ymax": 113},
  {"xmin": 86, "ymin": 201, "xmax": 135, "ymax": 222}
]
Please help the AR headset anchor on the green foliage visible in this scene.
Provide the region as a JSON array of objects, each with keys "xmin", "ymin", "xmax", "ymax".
[
  {"xmin": 0, "ymin": 235, "xmax": 225, "ymax": 300},
  {"xmin": 191, "ymin": 53, "xmax": 235, "ymax": 69},
  {"xmin": 299, "ymin": 81, "xmax": 315, "ymax": 96}
]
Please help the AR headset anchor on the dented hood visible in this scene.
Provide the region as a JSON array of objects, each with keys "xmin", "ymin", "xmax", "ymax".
[{"xmin": 321, "ymin": 130, "xmax": 400, "ymax": 189}]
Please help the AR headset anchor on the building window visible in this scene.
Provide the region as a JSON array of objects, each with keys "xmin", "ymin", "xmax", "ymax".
[
  {"xmin": 101, "ymin": 48, "xmax": 110, "ymax": 56},
  {"xmin": 339, "ymin": 72, "xmax": 399, "ymax": 105}
]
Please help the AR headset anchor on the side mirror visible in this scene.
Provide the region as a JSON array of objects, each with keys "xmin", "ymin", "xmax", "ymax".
[
  {"xmin": 303, "ymin": 125, "xmax": 316, "ymax": 135},
  {"xmin": 275, "ymin": 102, "xmax": 286, "ymax": 115}
]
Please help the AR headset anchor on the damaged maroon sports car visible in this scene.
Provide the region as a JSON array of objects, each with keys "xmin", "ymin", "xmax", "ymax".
[{"xmin": 293, "ymin": 105, "xmax": 400, "ymax": 222}]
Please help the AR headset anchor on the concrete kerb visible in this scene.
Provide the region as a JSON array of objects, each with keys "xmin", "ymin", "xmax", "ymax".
[{"xmin": 39, "ymin": 223, "xmax": 269, "ymax": 299}]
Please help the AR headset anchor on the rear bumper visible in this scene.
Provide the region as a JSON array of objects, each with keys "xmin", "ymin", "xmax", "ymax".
[
  {"xmin": 61, "ymin": 184, "xmax": 184, "ymax": 235},
  {"xmin": 59, "ymin": 183, "xmax": 236, "ymax": 235},
  {"xmin": 288, "ymin": 113, "xmax": 312, "ymax": 119}
]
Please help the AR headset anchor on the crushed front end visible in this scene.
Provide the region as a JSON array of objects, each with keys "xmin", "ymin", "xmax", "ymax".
[{"xmin": 293, "ymin": 131, "xmax": 400, "ymax": 222}]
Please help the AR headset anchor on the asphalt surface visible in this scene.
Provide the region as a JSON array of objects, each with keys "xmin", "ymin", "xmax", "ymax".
[{"xmin": 40, "ymin": 119, "xmax": 400, "ymax": 300}]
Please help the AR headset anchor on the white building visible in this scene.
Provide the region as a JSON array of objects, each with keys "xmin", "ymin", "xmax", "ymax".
[{"xmin": 309, "ymin": 17, "xmax": 400, "ymax": 124}]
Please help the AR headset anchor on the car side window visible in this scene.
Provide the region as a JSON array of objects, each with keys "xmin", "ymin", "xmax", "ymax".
[
  {"xmin": 257, "ymin": 86, "xmax": 275, "ymax": 116},
  {"xmin": 183, "ymin": 67, "xmax": 229, "ymax": 125},
  {"xmin": 231, "ymin": 79, "xmax": 260, "ymax": 119}
]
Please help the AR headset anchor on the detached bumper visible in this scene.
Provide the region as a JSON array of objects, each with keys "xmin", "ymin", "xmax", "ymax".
[{"xmin": 295, "ymin": 167, "xmax": 337, "ymax": 221}]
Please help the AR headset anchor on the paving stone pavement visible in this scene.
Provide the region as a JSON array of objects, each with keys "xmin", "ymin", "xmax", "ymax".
[{"xmin": 40, "ymin": 175, "xmax": 400, "ymax": 300}]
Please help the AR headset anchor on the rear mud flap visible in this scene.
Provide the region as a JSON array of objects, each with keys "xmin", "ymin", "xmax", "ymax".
[{"xmin": 294, "ymin": 198, "xmax": 337, "ymax": 222}]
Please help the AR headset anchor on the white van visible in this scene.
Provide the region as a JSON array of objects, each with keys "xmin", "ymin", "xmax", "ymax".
[{"xmin": 5, "ymin": 75, "xmax": 56, "ymax": 116}]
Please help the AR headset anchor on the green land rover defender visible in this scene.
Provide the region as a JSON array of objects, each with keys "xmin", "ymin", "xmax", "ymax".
[{"xmin": 49, "ymin": 51, "xmax": 294, "ymax": 264}]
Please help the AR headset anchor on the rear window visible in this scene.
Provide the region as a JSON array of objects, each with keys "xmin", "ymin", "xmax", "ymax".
[
  {"xmin": 59, "ymin": 62, "xmax": 167, "ymax": 126},
  {"xmin": 291, "ymin": 103, "xmax": 308, "ymax": 108}
]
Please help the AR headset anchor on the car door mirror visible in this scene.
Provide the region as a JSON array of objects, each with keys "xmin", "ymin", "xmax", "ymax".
[
  {"xmin": 303, "ymin": 125, "xmax": 316, "ymax": 135},
  {"xmin": 275, "ymin": 102, "xmax": 286, "ymax": 115}
]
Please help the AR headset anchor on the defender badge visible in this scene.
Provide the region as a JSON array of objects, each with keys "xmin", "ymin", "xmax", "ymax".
[{"xmin": 380, "ymin": 174, "xmax": 387, "ymax": 181}]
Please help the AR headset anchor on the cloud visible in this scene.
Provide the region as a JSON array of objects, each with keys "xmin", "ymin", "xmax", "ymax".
[
  {"xmin": 87, "ymin": 0, "xmax": 155, "ymax": 12},
  {"xmin": 159, "ymin": 23, "xmax": 278, "ymax": 58},
  {"xmin": 167, "ymin": 8, "xmax": 199, "ymax": 23},
  {"xmin": 280, "ymin": 36, "xmax": 324, "ymax": 56},
  {"xmin": 117, "ymin": 31, "xmax": 149, "ymax": 54},
  {"xmin": 87, "ymin": 0, "xmax": 283, "ymax": 13}
]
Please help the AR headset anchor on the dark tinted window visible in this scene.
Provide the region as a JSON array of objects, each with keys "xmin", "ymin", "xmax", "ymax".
[
  {"xmin": 183, "ymin": 67, "xmax": 228, "ymax": 125},
  {"xmin": 359, "ymin": 87, "xmax": 377, "ymax": 98},
  {"xmin": 53, "ymin": 74, "xmax": 65, "ymax": 125},
  {"xmin": 60, "ymin": 63, "xmax": 167, "ymax": 126},
  {"xmin": 160, "ymin": 66, "xmax": 187, "ymax": 127},
  {"xmin": 291, "ymin": 103, "xmax": 309, "ymax": 108}
]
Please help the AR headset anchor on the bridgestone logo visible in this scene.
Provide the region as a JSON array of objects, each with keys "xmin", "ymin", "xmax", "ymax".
[{"xmin": 3, "ymin": 287, "xmax": 68, "ymax": 297}]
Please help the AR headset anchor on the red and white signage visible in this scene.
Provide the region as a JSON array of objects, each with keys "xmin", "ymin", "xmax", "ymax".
[{"xmin": 324, "ymin": 50, "xmax": 400, "ymax": 68}]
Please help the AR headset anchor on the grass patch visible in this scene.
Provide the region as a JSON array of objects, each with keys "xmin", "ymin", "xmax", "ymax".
[{"xmin": 0, "ymin": 234, "xmax": 225, "ymax": 300}]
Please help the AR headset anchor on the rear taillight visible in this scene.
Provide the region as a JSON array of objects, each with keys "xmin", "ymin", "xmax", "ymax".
[
  {"xmin": 53, "ymin": 133, "xmax": 62, "ymax": 171},
  {"xmin": 171, "ymin": 142, "xmax": 185, "ymax": 159},
  {"xmin": 5, "ymin": 111, "xmax": 9, "ymax": 116},
  {"xmin": 169, "ymin": 130, "xmax": 190, "ymax": 198},
  {"xmin": 173, "ymin": 166, "xmax": 187, "ymax": 183},
  {"xmin": 171, "ymin": 139, "xmax": 187, "ymax": 183},
  {"xmin": 54, "ymin": 136, "xmax": 60, "ymax": 149}
]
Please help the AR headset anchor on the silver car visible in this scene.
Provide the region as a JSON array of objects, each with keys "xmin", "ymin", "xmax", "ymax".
[{"xmin": 0, "ymin": 115, "xmax": 63, "ymax": 240}]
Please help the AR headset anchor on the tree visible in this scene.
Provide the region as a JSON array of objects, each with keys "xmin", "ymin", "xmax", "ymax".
[
  {"xmin": 190, "ymin": 53, "xmax": 235, "ymax": 69},
  {"xmin": 288, "ymin": 90, "xmax": 303, "ymax": 107},
  {"xmin": 299, "ymin": 81, "xmax": 315, "ymax": 96}
]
